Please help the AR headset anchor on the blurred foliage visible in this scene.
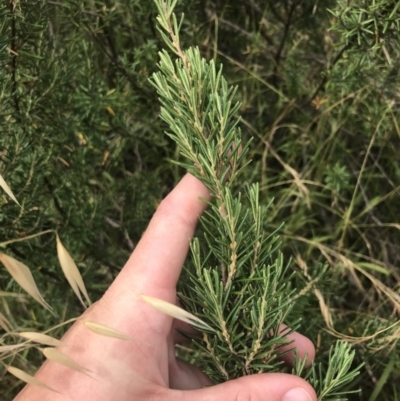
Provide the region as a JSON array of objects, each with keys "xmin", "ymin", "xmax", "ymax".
[{"xmin": 0, "ymin": 0, "xmax": 399, "ymax": 399}]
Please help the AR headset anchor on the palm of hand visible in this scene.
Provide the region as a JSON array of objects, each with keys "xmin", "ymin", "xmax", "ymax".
[{"xmin": 15, "ymin": 175, "xmax": 315, "ymax": 401}]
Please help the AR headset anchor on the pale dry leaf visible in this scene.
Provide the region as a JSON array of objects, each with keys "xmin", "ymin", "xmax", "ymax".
[
  {"xmin": 41, "ymin": 347, "xmax": 90, "ymax": 375},
  {"xmin": 83, "ymin": 321, "xmax": 136, "ymax": 342},
  {"xmin": 6, "ymin": 366, "xmax": 58, "ymax": 393},
  {"xmin": 0, "ymin": 173, "xmax": 20, "ymax": 206},
  {"xmin": 56, "ymin": 234, "xmax": 91, "ymax": 308},
  {"xmin": 140, "ymin": 294, "xmax": 214, "ymax": 331},
  {"xmin": 0, "ymin": 253, "xmax": 51, "ymax": 310},
  {"xmin": 0, "ymin": 312, "xmax": 12, "ymax": 331},
  {"xmin": 19, "ymin": 332, "xmax": 65, "ymax": 347}
]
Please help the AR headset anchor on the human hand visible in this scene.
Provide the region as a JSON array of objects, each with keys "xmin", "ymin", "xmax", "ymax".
[{"xmin": 15, "ymin": 174, "xmax": 316, "ymax": 401}]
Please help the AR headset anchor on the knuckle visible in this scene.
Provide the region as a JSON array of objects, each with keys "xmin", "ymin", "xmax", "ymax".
[{"xmin": 232, "ymin": 387, "xmax": 263, "ymax": 401}]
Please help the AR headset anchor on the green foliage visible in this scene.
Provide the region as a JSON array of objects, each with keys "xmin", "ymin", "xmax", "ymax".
[
  {"xmin": 1, "ymin": 0, "xmax": 400, "ymax": 400},
  {"xmin": 329, "ymin": 1, "xmax": 400, "ymax": 50},
  {"xmin": 151, "ymin": 1, "xmax": 362, "ymax": 398},
  {"xmin": 0, "ymin": 1, "xmax": 172, "ymax": 396},
  {"xmin": 292, "ymin": 342, "xmax": 362, "ymax": 401},
  {"xmin": 324, "ymin": 162, "xmax": 351, "ymax": 194}
]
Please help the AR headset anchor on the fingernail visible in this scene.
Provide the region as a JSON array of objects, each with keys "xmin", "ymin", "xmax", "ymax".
[{"xmin": 282, "ymin": 387, "xmax": 313, "ymax": 401}]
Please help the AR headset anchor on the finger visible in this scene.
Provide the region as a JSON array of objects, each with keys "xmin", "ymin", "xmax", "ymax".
[
  {"xmin": 170, "ymin": 331, "xmax": 314, "ymax": 390},
  {"xmin": 278, "ymin": 329, "xmax": 315, "ymax": 367},
  {"xmin": 172, "ymin": 321, "xmax": 314, "ymax": 364},
  {"xmin": 178, "ymin": 373, "xmax": 316, "ymax": 401},
  {"xmin": 169, "ymin": 358, "xmax": 213, "ymax": 390},
  {"xmin": 277, "ymin": 325, "xmax": 315, "ymax": 367},
  {"xmin": 172, "ymin": 318, "xmax": 201, "ymax": 344},
  {"xmin": 104, "ymin": 173, "xmax": 210, "ymax": 302}
]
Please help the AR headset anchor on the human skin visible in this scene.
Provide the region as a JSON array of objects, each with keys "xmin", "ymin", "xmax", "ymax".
[{"xmin": 14, "ymin": 174, "xmax": 316, "ymax": 401}]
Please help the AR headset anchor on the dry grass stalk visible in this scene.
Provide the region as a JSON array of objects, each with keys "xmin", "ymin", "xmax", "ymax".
[
  {"xmin": 0, "ymin": 343, "xmax": 29, "ymax": 354},
  {"xmin": 289, "ymin": 234, "xmax": 400, "ymax": 344},
  {"xmin": 18, "ymin": 332, "xmax": 65, "ymax": 347},
  {"xmin": 290, "ymin": 234, "xmax": 400, "ymax": 309},
  {"xmin": 56, "ymin": 234, "xmax": 91, "ymax": 308},
  {"xmin": 0, "ymin": 290, "xmax": 24, "ymax": 298},
  {"xmin": 0, "ymin": 229, "xmax": 55, "ymax": 248},
  {"xmin": 41, "ymin": 347, "xmax": 90, "ymax": 375},
  {"xmin": 140, "ymin": 294, "xmax": 214, "ymax": 331},
  {"xmin": 0, "ymin": 173, "xmax": 20, "ymax": 206},
  {"xmin": 263, "ymin": 142, "xmax": 311, "ymax": 208},
  {"xmin": 384, "ymin": 223, "xmax": 400, "ymax": 230},
  {"xmin": 327, "ymin": 320, "xmax": 400, "ymax": 348},
  {"xmin": 293, "ymin": 254, "xmax": 334, "ymax": 328},
  {"xmin": 5, "ymin": 366, "xmax": 57, "ymax": 393},
  {"xmin": 0, "ymin": 253, "xmax": 51, "ymax": 311}
]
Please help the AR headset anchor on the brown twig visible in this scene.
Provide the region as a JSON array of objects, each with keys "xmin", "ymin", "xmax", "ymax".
[
  {"xmin": 274, "ymin": 2, "xmax": 299, "ymax": 67},
  {"xmin": 306, "ymin": 44, "xmax": 350, "ymax": 106}
]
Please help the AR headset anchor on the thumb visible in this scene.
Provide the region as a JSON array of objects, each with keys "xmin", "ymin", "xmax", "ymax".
[{"xmin": 184, "ymin": 373, "xmax": 316, "ymax": 401}]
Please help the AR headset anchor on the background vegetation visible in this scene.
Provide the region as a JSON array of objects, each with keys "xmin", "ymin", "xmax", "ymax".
[{"xmin": 1, "ymin": 0, "xmax": 399, "ymax": 399}]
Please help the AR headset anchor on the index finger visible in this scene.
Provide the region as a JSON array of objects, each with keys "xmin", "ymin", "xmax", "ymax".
[{"xmin": 104, "ymin": 173, "xmax": 211, "ymax": 302}]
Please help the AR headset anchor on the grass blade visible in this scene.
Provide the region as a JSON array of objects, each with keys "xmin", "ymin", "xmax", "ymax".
[
  {"xmin": 6, "ymin": 366, "xmax": 58, "ymax": 393},
  {"xmin": 0, "ymin": 173, "xmax": 20, "ymax": 206},
  {"xmin": 140, "ymin": 294, "xmax": 214, "ymax": 331},
  {"xmin": 0, "ymin": 344, "xmax": 29, "ymax": 354},
  {"xmin": 0, "ymin": 290, "xmax": 24, "ymax": 297},
  {"xmin": 0, "ymin": 253, "xmax": 51, "ymax": 311},
  {"xmin": 18, "ymin": 332, "xmax": 65, "ymax": 347},
  {"xmin": 0, "ymin": 312, "xmax": 12, "ymax": 332},
  {"xmin": 56, "ymin": 234, "xmax": 91, "ymax": 308},
  {"xmin": 368, "ymin": 353, "xmax": 396, "ymax": 401}
]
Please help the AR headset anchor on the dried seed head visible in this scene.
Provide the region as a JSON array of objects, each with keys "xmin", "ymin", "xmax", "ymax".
[
  {"xmin": 6, "ymin": 366, "xmax": 58, "ymax": 393},
  {"xmin": 41, "ymin": 348, "xmax": 90, "ymax": 375},
  {"xmin": 0, "ymin": 253, "xmax": 51, "ymax": 310},
  {"xmin": 140, "ymin": 294, "xmax": 214, "ymax": 331},
  {"xmin": 0, "ymin": 173, "xmax": 20, "ymax": 206},
  {"xmin": 56, "ymin": 234, "xmax": 91, "ymax": 308},
  {"xmin": 18, "ymin": 332, "xmax": 65, "ymax": 347},
  {"xmin": 82, "ymin": 321, "xmax": 152, "ymax": 346},
  {"xmin": 83, "ymin": 321, "xmax": 135, "ymax": 342}
]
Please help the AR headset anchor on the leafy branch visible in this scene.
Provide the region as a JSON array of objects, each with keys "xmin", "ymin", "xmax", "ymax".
[{"xmin": 151, "ymin": 0, "xmax": 362, "ymax": 398}]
